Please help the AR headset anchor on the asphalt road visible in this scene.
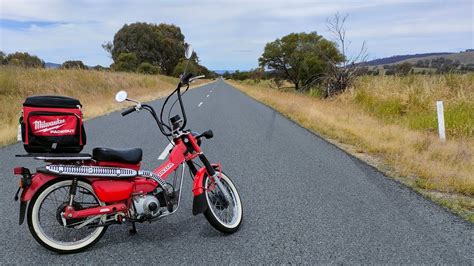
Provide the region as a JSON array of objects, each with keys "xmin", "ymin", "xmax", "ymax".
[{"xmin": 0, "ymin": 79, "xmax": 472, "ymax": 264}]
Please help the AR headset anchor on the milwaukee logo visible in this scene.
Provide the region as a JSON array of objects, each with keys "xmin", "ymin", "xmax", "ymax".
[
  {"xmin": 32, "ymin": 118, "xmax": 75, "ymax": 135},
  {"xmin": 33, "ymin": 118, "xmax": 65, "ymax": 131}
]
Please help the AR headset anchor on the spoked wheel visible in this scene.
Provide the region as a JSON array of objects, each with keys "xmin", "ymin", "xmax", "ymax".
[
  {"xmin": 203, "ymin": 171, "xmax": 243, "ymax": 233},
  {"xmin": 27, "ymin": 180, "xmax": 107, "ymax": 253}
]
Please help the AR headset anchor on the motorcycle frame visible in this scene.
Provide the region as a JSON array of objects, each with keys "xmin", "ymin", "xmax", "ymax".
[
  {"xmin": 15, "ymin": 72, "xmax": 222, "ymax": 225},
  {"xmin": 16, "ymin": 130, "xmax": 220, "ymax": 225}
]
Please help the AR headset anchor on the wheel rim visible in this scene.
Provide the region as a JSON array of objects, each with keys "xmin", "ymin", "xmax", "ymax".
[
  {"xmin": 205, "ymin": 173, "xmax": 242, "ymax": 229},
  {"xmin": 31, "ymin": 180, "xmax": 105, "ymax": 251}
]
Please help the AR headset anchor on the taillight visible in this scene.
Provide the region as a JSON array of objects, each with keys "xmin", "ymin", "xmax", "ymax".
[
  {"xmin": 14, "ymin": 167, "xmax": 24, "ymax": 175},
  {"xmin": 13, "ymin": 167, "xmax": 32, "ymax": 188}
]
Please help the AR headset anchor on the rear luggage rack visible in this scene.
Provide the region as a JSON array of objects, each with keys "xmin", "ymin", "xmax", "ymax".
[{"xmin": 16, "ymin": 153, "xmax": 92, "ymax": 161}]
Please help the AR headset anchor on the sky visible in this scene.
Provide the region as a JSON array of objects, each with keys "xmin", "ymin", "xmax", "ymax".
[{"xmin": 0, "ymin": 0, "xmax": 473, "ymax": 70}]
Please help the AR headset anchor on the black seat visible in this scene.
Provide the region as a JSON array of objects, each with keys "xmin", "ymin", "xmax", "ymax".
[{"xmin": 92, "ymin": 147, "xmax": 142, "ymax": 164}]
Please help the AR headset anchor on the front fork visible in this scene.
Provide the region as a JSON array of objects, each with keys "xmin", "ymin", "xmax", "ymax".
[{"xmin": 197, "ymin": 155, "xmax": 232, "ymax": 203}]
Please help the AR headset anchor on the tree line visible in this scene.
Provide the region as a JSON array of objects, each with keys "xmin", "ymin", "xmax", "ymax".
[
  {"xmin": 0, "ymin": 51, "xmax": 109, "ymax": 70},
  {"xmin": 224, "ymin": 30, "xmax": 346, "ymax": 93},
  {"xmin": 225, "ymin": 14, "xmax": 367, "ymax": 97},
  {"xmin": 0, "ymin": 51, "xmax": 45, "ymax": 68},
  {"xmin": 224, "ymin": 13, "xmax": 474, "ymax": 97},
  {"xmin": 1, "ymin": 22, "xmax": 218, "ymax": 78},
  {"xmin": 225, "ymin": 23, "xmax": 473, "ymax": 97}
]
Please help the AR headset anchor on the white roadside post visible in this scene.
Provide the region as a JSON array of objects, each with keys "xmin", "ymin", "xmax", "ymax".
[{"xmin": 436, "ymin": 101, "xmax": 446, "ymax": 142}]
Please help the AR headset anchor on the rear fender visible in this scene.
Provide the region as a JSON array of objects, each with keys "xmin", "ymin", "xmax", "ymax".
[
  {"xmin": 192, "ymin": 164, "xmax": 219, "ymax": 215},
  {"xmin": 18, "ymin": 172, "xmax": 57, "ymax": 225},
  {"xmin": 20, "ymin": 172, "xmax": 58, "ymax": 202}
]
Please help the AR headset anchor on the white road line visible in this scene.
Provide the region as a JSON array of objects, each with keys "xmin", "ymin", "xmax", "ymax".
[{"xmin": 198, "ymin": 102, "xmax": 203, "ymax": 107}]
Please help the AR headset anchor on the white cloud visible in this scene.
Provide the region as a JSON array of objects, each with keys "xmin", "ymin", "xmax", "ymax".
[{"xmin": 0, "ymin": 0, "xmax": 472, "ymax": 69}]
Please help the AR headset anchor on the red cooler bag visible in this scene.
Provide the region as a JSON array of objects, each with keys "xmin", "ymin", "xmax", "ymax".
[{"xmin": 20, "ymin": 95, "xmax": 86, "ymax": 153}]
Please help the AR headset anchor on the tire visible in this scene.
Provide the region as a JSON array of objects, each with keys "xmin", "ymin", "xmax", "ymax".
[
  {"xmin": 27, "ymin": 179, "xmax": 107, "ymax": 254},
  {"xmin": 203, "ymin": 171, "xmax": 243, "ymax": 233}
]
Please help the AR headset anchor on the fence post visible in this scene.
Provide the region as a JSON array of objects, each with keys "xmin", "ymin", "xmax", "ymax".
[{"xmin": 436, "ymin": 101, "xmax": 446, "ymax": 141}]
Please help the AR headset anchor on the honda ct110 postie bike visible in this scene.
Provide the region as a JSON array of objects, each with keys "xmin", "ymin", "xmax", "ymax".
[{"xmin": 13, "ymin": 45, "xmax": 243, "ymax": 253}]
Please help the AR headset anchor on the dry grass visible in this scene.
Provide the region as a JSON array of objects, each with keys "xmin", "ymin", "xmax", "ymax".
[
  {"xmin": 228, "ymin": 76, "xmax": 473, "ymax": 221},
  {"xmin": 0, "ymin": 66, "xmax": 208, "ymax": 146},
  {"xmin": 349, "ymin": 74, "xmax": 473, "ymax": 138}
]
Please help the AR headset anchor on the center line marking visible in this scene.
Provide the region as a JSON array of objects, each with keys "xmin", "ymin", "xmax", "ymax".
[{"xmin": 198, "ymin": 102, "xmax": 203, "ymax": 107}]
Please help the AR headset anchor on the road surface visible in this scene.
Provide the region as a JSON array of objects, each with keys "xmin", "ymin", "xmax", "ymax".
[{"xmin": 0, "ymin": 79, "xmax": 472, "ymax": 263}]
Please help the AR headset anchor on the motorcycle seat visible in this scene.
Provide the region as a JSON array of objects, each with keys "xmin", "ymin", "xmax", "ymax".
[{"xmin": 92, "ymin": 147, "xmax": 142, "ymax": 164}]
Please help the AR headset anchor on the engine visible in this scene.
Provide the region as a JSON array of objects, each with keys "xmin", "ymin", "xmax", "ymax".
[{"xmin": 132, "ymin": 194, "xmax": 160, "ymax": 218}]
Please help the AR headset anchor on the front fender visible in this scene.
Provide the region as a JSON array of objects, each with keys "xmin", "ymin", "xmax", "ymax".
[{"xmin": 191, "ymin": 164, "xmax": 219, "ymax": 215}]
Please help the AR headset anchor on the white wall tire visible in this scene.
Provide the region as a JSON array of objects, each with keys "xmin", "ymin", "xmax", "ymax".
[
  {"xmin": 27, "ymin": 179, "xmax": 107, "ymax": 253},
  {"xmin": 203, "ymin": 172, "xmax": 243, "ymax": 233}
]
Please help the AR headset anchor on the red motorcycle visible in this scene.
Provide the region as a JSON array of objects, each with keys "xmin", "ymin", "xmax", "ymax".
[{"xmin": 13, "ymin": 46, "xmax": 243, "ymax": 253}]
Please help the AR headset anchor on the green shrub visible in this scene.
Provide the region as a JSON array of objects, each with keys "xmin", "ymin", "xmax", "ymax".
[
  {"xmin": 111, "ymin": 53, "xmax": 138, "ymax": 72},
  {"xmin": 5, "ymin": 52, "xmax": 44, "ymax": 68},
  {"xmin": 137, "ymin": 62, "xmax": 159, "ymax": 74},
  {"xmin": 61, "ymin": 60, "xmax": 87, "ymax": 69}
]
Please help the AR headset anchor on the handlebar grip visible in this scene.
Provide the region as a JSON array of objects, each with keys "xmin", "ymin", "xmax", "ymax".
[
  {"xmin": 181, "ymin": 73, "xmax": 194, "ymax": 84},
  {"xmin": 121, "ymin": 107, "xmax": 135, "ymax": 116}
]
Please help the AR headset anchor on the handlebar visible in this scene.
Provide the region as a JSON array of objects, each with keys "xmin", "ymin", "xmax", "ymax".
[
  {"xmin": 118, "ymin": 73, "xmax": 205, "ymax": 137},
  {"xmin": 160, "ymin": 73, "xmax": 195, "ymax": 135},
  {"xmin": 121, "ymin": 107, "xmax": 135, "ymax": 116}
]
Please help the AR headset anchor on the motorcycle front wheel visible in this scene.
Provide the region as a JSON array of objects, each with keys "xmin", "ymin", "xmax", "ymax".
[
  {"xmin": 202, "ymin": 171, "xmax": 243, "ymax": 233},
  {"xmin": 27, "ymin": 179, "xmax": 107, "ymax": 253}
]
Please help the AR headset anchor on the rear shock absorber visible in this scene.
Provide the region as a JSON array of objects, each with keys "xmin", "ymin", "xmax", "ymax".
[{"xmin": 68, "ymin": 178, "xmax": 78, "ymax": 206}]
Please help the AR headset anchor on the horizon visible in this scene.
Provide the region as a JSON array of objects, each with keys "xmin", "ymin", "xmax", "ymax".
[{"xmin": 1, "ymin": 0, "xmax": 473, "ymax": 70}]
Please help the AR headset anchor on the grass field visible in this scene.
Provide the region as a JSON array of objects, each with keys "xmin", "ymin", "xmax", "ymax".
[
  {"xmin": 0, "ymin": 66, "xmax": 208, "ymax": 146},
  {"xmin": 350, "ymin": 74, "xmax": 473, "ymax": 138},
  {"xmin": 228, "ymin": 74, "xmax": 473, "ymax": 221}
]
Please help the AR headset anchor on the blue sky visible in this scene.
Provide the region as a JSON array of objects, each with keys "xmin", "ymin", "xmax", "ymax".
[{"xmin": 0, "ymin": 0, "xmax": 472, "ymax": 70}]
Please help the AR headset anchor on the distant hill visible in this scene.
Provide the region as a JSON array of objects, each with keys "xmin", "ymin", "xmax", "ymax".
[
  {"xmin": 395, "ymin": 51, "xmax": 474, "ymax": 65},
  {"xmin": 213, "ymin": 70, "xmax": 237, "ymax": 75},
  {"xmin": 366, "ymin": 50, "xmax": 474, "ymax": 67},
  {"xmin": 45, "ymin": 62, "xmax": 61, "ymax": 69},
  {"xmin": 365, "ymin": 53, "xmax": 453, "ymax": 66}
]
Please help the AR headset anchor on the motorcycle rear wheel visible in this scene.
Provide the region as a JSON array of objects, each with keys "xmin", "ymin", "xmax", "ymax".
[{"xmin": 27, "ymin": 179, "xmax": 107, "ymax": 253}]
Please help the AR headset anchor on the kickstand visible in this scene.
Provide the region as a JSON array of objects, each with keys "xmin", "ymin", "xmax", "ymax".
[{"xmin": 129, "ymin": 222, "xmax": 137, "ymax": 235}]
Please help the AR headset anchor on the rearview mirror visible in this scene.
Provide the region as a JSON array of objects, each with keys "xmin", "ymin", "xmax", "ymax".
[
  {"xmin": 115, "ymin": 90, "xmax": 128, "ymax": 103},
  {"xmin": 185, "ymin": 45, "xmax": 193, "ymax": 59}
]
